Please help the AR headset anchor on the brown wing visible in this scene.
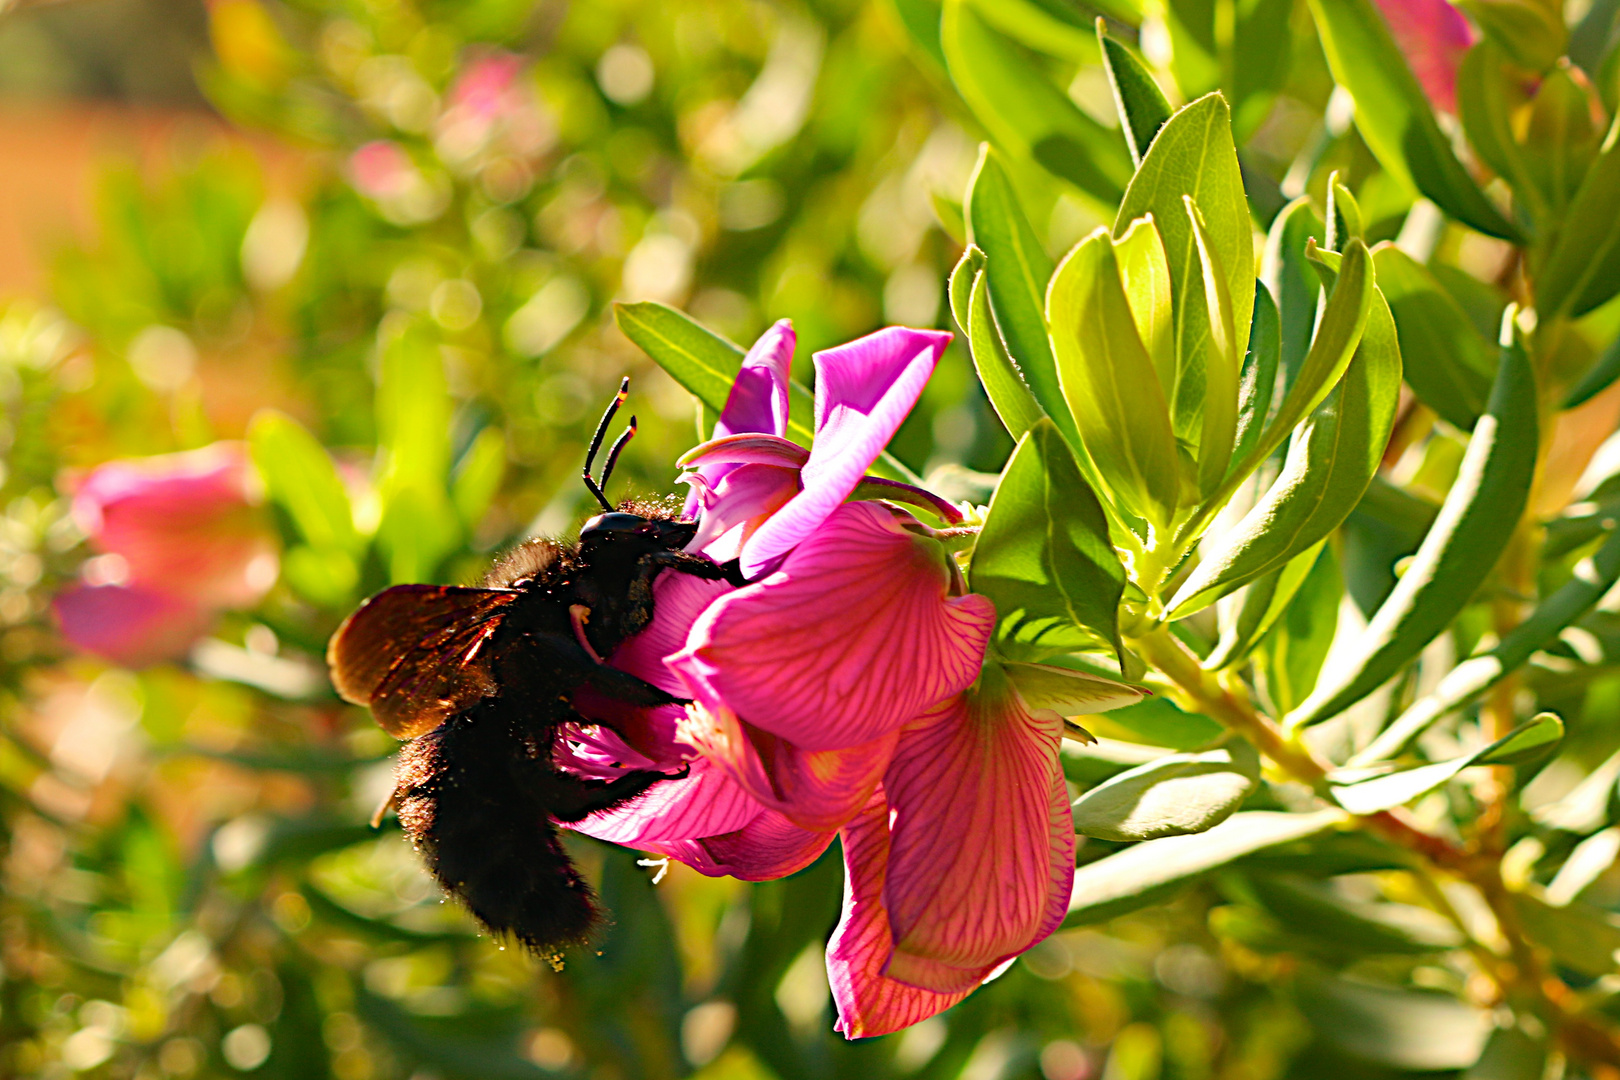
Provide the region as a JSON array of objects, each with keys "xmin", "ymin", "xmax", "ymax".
[{"xmin": 326, "ymin": 584, "xmax": 520, "ymax": 739}]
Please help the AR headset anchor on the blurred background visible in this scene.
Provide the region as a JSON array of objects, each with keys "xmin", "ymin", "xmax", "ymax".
[{"xmin": 0, "ymin": 0, "xmax": 1458, "ymax": 1077}]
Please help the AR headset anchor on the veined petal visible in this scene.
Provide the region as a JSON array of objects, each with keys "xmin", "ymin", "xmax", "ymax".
[
  {"xmin": 827, "ymin": 792, "xmax": 979, "ymax": 1039},
  {"xmin": 572, "ymin": 752, "xmax": 763, "ymax": 845},
  {"xmin": 716, "ymin": 319, "xmax": 794, "ymax": 440},
  {"xmin": 642, "ymin": 809, "xmax": 834, "ymax": 882},
  {"xmin": 670, "ymin": 501, "xmax": 995, "ymax": 751},
  {"xmin": 881, "ymin": 667, "xmax": 1073, "ymax": 992},
  {"xmin": 681, "ymin": 701, "xmax": 896, "ymax": 832},
  {"xmin": 740, "ymin": 328, "xmax": 950, "ymax": 576},
  {"xmin": 679, "ymin": 433, "xmax": 809, "ymax": 469}
]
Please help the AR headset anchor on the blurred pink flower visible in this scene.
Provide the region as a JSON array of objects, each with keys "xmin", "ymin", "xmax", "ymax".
[
  {"xmin": 436, "ymin": 52, "xmax": 554, "ymax": 166},
  {"xmin": 563, "ymin": 323, "xmax": 1075, "ymax": 1037},
  {"xmin": 54, "ymin": 442, "xmax": 277, "ymax": 667},
  {"xmin": 1375, "ymin": 0, "xmax": 1476, "ymax": 114},
  {"xmin": 349, "ymin": 141, "xmax": 417, "ymax": 200}
]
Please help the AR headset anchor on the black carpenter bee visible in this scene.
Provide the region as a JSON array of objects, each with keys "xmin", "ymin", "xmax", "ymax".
[{"xmin": 327, "ymin": 380, "xmax": 738, "ymax": 958}]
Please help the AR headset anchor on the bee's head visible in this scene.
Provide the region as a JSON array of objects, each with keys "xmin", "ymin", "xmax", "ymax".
[{"xmin": 579, "ymin": 512, "xmax": 697, "ymax": 551}]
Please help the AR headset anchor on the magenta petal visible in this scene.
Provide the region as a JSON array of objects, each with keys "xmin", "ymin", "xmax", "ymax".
[
  {"xmin": 680, "ymin": 433, "xmax": 810, "ymax": 469},
  {"xmin": 670, "ymin": 502, "xmax": 995, "ymax": 751},
  {"xmin": 683, "ymin": 702, "xmax": 897, "ymax": 832},
  {"xmin": 1374, "ymin": 0, "xmax": 1474, "ymax": 114},
  {"xmin": 573, "ymin": 754, "xmax": 762, "ymax": 845},
  {"xmin": 827, "ymin": 792, "xmax": 978, "ymax": 1039},
  {"xmin": 716, "ymin": 320, "xmax": 795, "ymax": 440},
  {"xmin": 643, "ymin": 810, "xmax": 835, "ymax": 882},
  {"xmin": 880, "ymin": 679, "xmax": 1073, "ymax": 993},
  {"xmin": 684, "ymin": 463, "xmax": 801, "ymax": 562},
  {"xmin": 53, "ymin": 583, "xmax": 214, "ymax": 668},
  {"xmin": 739, "ymin": 327, "xmax": 950, "ymax": 576},
  {"xmin": 607, "ymin": 572, "xmax": 732, "ymax": 698}
]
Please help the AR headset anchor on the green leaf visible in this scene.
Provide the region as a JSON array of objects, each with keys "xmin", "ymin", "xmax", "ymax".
[
  {"xmin": 1261, "ymin": 198, "xmax": 1327, "ymax": 395},
  {"xmin": 1186, "ymin": 196, "xmax": 1241, "ymax": 495},
  {"xmin": 280, "ymin": 546, "xmax": 358, "ymax": 607},
  {"xmin": 1514, "ymin": 889, "xmax": 1620, "ymax": 976},
  {"xmin": 1097, "ymin": 22, "xmax": 1172, "ymax": 167},
  {"xmin": 964, "ymin": 146, "xmax": 1080, "ymax": 450},
  {"xmin": 376, "ymin": 321, "xmax": 453, "ymax": 499},
  {"xmin": 1255, "ymin": 543, "xmax": 1343, "ymax": 715},
  {"xmin": 1305, "ymin": 0, "xmax": 1523, "ymax": 241},
  {"xmin": 967, "ymin": 269, "xmax": 1048, "ymax": 442},
  {"xmin": 1114, "ymin": 94, "xmax": 1254, "ymax": 451},
  {"xmin": 1115, "ymin": 215, "xmax": 1177, "ymax": 402},
  {"xmin": 1330, "ymin": 713, "xmax": 1563, "ymax": 814},
  {"xmin": 1071, "ymin": 738, "xmax": 1260, "ymax": 841},
  {"xmin": 451, "ymin": 427, "xmax": 506, "ymax": 529},
  {"xmin": 1326, "ymin": 172, "xmax": 1363, "ymax": 248},
  {"xmin": 1294, "ymin": 972, "xmax": 1493, "ymax": 1070},
  {"xmin": 1004, "ymin": 661, "xmax": 1146, "ymax": 715},
  {"xmin": 1568, "ymin": 331, "xmax": 1620, "ymax": 408},
  {"xmin": 1356, "ymin": 523, "xmax": 1620, "ymax": 762},
  {"xmin": 1464, "ymin": 1026, "xmax": 1548, "ymax": 1080},
  {"xmin": 1206, "ymin": 541, "xmax": 1325, "ymax": 668},
  {"xmin": 1537, "ymin": 113, "xmax": 1620, "ymax": 318},
  {"xmin": 1241, "ymin": 874, "xmax": 1464, "ymax": 955},
  {"xmin": 1048, "ymin": 228, "xmax": 1182, "ymax": 527},
  {"xmin": 1373, "ymin": 243, "xmax": 1495, "ymax": 430},
  {"xmin": 942, "ymin": 0, "xmax": 1132, "ymax": 203},
  {"xmin": 968, "ymin": 0, "xmax": 1102, "ymax": 61},
  {"xmin": 947, "ymin": 244, "xmax": 986, "ymax": 336},
  {"xmin": 1225, "ymin": 239, "xmax": 1374, "ymax": 496},
  {"xmin": 1522, "ymin": 62, "xmax": 1603, "ymax": 219},
  {"xmin": 1457, "ymin": 0, "xmax": 1567, "ymax": 72},
  {"xmin": 247, "ymin": 409, "xmax": 359, "ymax": 555},
  {"xmin": 1062, "ymin": 809, "xmax": 1344, "ymax": 927},
  {"xmin": 969, "ymin": 418, "xmax": 1126, "ymax": 660},
  {"xmin": 376, "ymin": 483, "xmax": 460, "ymax": 584},
  {"xmin": 1231, "ymin": 283, "xmax": 1281, "ymax": 471},
  {"xmin": 1093, "ymin": 695, "xmax": 1226, "ymax": 749},
  {"xmin": 1286, "ymin": 328, "xmax": 1539, "ymax": 728},
  {"xmin": 1457, "ymin": 42, "xmax": 1542, "ymax": 220},
  {"xmin": 1169, "ymin": 289, "xmax": 1399, "ymax": 615}
]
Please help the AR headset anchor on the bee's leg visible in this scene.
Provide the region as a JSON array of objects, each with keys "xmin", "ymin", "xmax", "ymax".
[
  {"xmin": 647, "ymin": 549, "xmax": 749, "ymax": 587},
  {"xmin": 547, "ymin": 767, "xmax": 682, "ymax": 823},
  {"xmin": 582, "ymin": 663, "xmax": 687, "ymax": 707}
]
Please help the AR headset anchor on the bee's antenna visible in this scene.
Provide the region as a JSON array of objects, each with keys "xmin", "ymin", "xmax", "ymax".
[
  {"xmin": 600, "ymin": 415, "xmax": 636, "ymax": 493},
  {"xmin": 583, "ymin": 378, "xmax": 629, "ymax": 512}
]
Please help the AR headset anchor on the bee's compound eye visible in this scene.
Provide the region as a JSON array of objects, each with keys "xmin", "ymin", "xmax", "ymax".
[{"xmin": 580, "ymin": 511, "xmax": 649, "ymax": 540}]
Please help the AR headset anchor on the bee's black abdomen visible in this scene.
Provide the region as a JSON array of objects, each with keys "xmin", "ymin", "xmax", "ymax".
[{"xmin": 396, "ymin": 706, "xmax": 599, "ymax": 953}]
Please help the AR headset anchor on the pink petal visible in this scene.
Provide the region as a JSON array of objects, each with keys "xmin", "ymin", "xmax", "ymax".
[
  {"xmin": 641, "ymin": 809, "xmax": 835, "ymax": 881},
  {"xmin": 1374, "ymin": 0, "xmax": 1475, "ymax": 114},
  {"xmin": 715, "ymin": 320, "xmax": 794, "ymax": 440},
  {"xmin": 53, "ymin": 583, "xmax": 214, "ymax": 668},
  {"xmin": 572, "ymin": 752, "xmax": 763, "ymax": 845},
  {"xmin": 607, "ymin": 572, "xmax": 733, "ymax": 698},
  {"xmin": 881, "ymin": 677, "xmax": 1073, "ymax": 993},
  {"xmin": 669, "ymin": 501, "xmax": 995, "ymax": 751},
  {"xmin": 682, "ymin": 463, "xmax": 801, "ymax": 563},
  {"xmin": 827, "ymin": 792, "xmax": 977, "ymax": 1038},
  {"xmin": 680, "ymin": 433, "xmax": 810, "ymax": 469},
  {"xmin": 739, "ymin": 328, "xmax": 950, "ymax": 577},
  {"xmin": 681, "ymin": 700, "xmax": 897, "ymax": 831}
]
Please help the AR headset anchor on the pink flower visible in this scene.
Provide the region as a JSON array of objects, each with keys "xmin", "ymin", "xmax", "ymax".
[
  {"xmin": 53, "ymin": 443, "xmax": 278, "ymax": 667},
  {"xmin": 436, "ymin": 53, "xmax": 554, "ymax": 166},
  {"xmin": 1374, "ymin": 0, "xmax": 1476, "ymax": 114},
  {"xmin": 349, "ymin": 141, "xmax": 417, "ymax": 200},
  {"xmin": 565, "ymin": 323, "xmax": 1082, "ymax": 1036}
]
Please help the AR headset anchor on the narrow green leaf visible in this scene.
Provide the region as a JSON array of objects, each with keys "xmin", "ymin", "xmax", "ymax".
[
  {"xmin": 1457, "ymin": 42, "xmax": 1542, "ymax": 221},
  {"xmin": 1097, "ymin": 21, "xmax": 1173, "ymax": 167},
  {"xmin": 1230, "ymin": 283, "xmax": 1281, "ymax": 471},
  {"xmin": 943, "ymin": 0, "xmax": 1131, "ymax": 202},
  {"xmin": 1206, "ymin": 541, "xmax": 1325, "ymax": 669},
  {"xmin": 1537, "ymin": 113, "xmax": 1620, "ymax": 318},
  {"xmin": 1227, "ymin": 239, "xmax": 1374, "ymax": 493},
  {"xmin": 376, "ymin": 322, "xmax": 452, "ymax": 497},
  {"xmin": 1566, "ymin": 331, "xmax": 1620, "ymax": 408},
  {"xmin": 1286, "ymin": 329, "xmax": 1539, "ymax": 728},
  {"xmin": 947, "ymin": 244, "xmax": 986, "ymax": 335},
  {"xmin": 1114, "ymin": 94, "xmax": 1255, "ymax": 449},
  {"xmin": 1261, "ymin": 198, "xmax": 1327, "ymax": 395},
  {"xmin": 969, "ymin": 418, "xmax": 1126, "ymax": 660},
  {"xmin": 1169, "ymin": 291, "xmax": 1399, "ymax": 615},
  {"xmin": 1071, "ymin": 738, "xmax": 1260, "ymax": 841},
  {"xmin": 1331, "ymin": 713, "xmax": 1563, "ymax": 814},
  {"xmin": 1186, "ymin": 196, "xmax": 1241, "ymax": 495},
  {"xmin": 1094, "ymin": 695, "xmax": 1226, "ymax": 749},
  {"xmin": 1464, "ymin": 1026, "xmax": 1548, "ymax": 1080},
  {"xmin": 1049, "ymin": 229, "xmax": 1181, "ymax": 526},
  {"xmin": 965, "ymin": 146, "xmax": 1081, "ymax": 450},
  {"xmin": 1062, "ymin": 810, "xmax": 1344, "ymax": 927},
  {"xmin": 1255, "ymin": 543, "xmax": 1343, "ymax": 715},
  {"xmin": 1003, "ymin": 661, "xmax": 1146, "ymax": 715},
  {"xmin": 1115, "ymin": 215, "xmax": 1177, "ymax": 401},
  {"xmin": 969, "ymin": 0, "xmax": 1102, "ymax": 61},
  {"xmin": 1522, "ymin": 62, "xmax": 1603, "ymax": 219},
  {"xmin": 1373, "ymin": 243, "xmax": 1495, "ymax": 429},
  {"xmin": 248, "ymin": 409, "xmax": 359, "ymax": 554},
  {"xmin": 1326, "ymin": 172, "xmax": 1363, "ymax": 248},
  {"xmin": 1458, "ymin": 0, "xmax": 1567, "ymax": 72},
  {"xmin": 967, "ymin": 270, "xmax": 1047, "ymax": 443},
  {"xmin": 1306, "ymin": 0, "xmax": 1523, "ymax": 241},
  {"xmin": 1294, "ymin": 972, "xmax": 1492, "ymax": 1071},
  {"xmin": 1514, "ymin": 890, "xmax": 1620, "ymax": 976},
  {"xmin": 1356, "ymin": 523, "xmax": 1620, "ymax": 762}
]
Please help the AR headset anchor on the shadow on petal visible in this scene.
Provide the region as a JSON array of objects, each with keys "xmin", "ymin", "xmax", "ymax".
[{"xmin": 644, "ymin": 809, "xmax": 834, "ymax": 882}]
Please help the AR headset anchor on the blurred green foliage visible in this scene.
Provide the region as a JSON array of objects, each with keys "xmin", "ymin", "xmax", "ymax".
[{"xmin": 5, "ymin": 0, "xmax": 1620, "ymax": 1078}]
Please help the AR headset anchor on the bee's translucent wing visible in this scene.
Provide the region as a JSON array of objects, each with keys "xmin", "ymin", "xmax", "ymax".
[{"xmin": 326, "ymin": 584, "xmax": 519, "ymax": 739}]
